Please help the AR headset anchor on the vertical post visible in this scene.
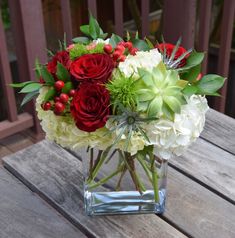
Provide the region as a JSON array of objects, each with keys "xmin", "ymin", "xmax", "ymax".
[
  {"xmin": 197, "ymin": 0, "xmax": 212, "ymax": 74},
  {"xmin": 141, "ymin": 0, "xmax": 149, "ymax": 37},
  {"xmin": 88, "ymin": 0, "xmax": 97, "ymax": 18},
  {"xmin": 0, "ymin": 16, "xmax": 18, "ymax": 122},
  {"xmin": 213, "ymin": 0, "xmax": 235, "ymax": 113},
  {"xmin": 60, "ymin": 0, "xmax": 73, "ymax": 44},
  {"xmin": 114, "ymin": 0, "xmax": 123, "ymax": 36},
  {"xmin": 163, "ymin": 0, "xmax": 197, "ymax": 49},
  {"xmin": 8, "ymin": 0, "xmax": 47, "ymax": 136}
]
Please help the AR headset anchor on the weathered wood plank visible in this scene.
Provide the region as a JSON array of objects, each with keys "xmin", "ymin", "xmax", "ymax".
[
  {"xmin": 170, "ymin": 137, "xmax": 235, "ymax": 203},
  {"xmin": 3, "ymin": 140, "xmax": 235, "ymax": 238},
  {"xmin": 2, "ymin": 141, "xmax": 187, "ymax": 238},
  {"xmin": 202, "ymin": 109, "xmax": 235, "ymax": 155},
  {"xmin": 0, "ymin": 168, "xmax": 86, "ymax": 238}
]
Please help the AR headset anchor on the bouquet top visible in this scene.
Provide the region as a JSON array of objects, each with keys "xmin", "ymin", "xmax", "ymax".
[{"xmin": 12, "ymin": 14, "xmax": 225, "ymax": 159}]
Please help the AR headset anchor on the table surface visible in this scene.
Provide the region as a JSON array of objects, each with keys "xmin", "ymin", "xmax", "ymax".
[{"xmin": 1, "ymin": 108, "xmax": 235, "ymax": 238}]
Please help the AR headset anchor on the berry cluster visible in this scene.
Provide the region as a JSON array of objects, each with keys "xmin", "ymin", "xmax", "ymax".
[
  {"xmin": 41, "ymin": 80, "xmax": 76, "ymax": 115},
  {"xmin": 103, "ymin": 41, "xmax": 138, "ymax": 63}
]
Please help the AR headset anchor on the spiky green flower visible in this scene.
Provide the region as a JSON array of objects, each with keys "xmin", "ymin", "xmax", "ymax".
[
  {"xmin": 134, "ymin": 62, "xmax": 187, "ymax": 119},
  {"xmin": 69, "ymin": 43, "xmax": 105, "ymax": 60},
  {"xmin": 106, "ymin": 70, "xmax": 138, "ymax": 110}
]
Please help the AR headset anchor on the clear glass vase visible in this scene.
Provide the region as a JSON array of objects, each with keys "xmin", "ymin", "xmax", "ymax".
[{"xmin": 79, "ymin": 146, "xmax": 168, "ymax": 216}]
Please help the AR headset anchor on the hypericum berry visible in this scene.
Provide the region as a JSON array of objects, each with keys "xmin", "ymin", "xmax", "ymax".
[
  {"xmin": 115, "ymin": 45, "xmax": 125, "ymax": 54},
  {"xmin": 54, "ymin": 102, "xmax": 65, "ymax": 115},
  {"xmin": 69, "ymin": 89, "xmax": 76, "ymax": 97},
  {"xmin": 130, "ymin": 47, "xmax": 138, "ymax": 55},
  {"xmin": 112, "ymin": 51, "xmax": 122, "ymax": 61},
  {"xmin": 54, "ymin": 96, "xmax": 60, "ymax": 102},
  {"xmin": 44, "ymin": 102, "xmax": 51, "ymax": 111},
  {"xmin": 103, "ymin": 44, "xmax": 113, "ymax": 54},
  {"xmin": 119, "ymin": 55, "xmax": 126, "ymax": 62},
  {"xmin": 54, "ymin": 80, "xmax": 65, "ymax": 91},
  {"xmin": 59, "ymin": 93, "xmax": 69, "ymax": 103},
  {"xmin": 124, "ymin": 41, "xmax": 133, "ymax": 50}
]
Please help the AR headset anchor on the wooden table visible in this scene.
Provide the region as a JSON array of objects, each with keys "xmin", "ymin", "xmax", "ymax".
[{"xmin": 1, "ymin": 109, "xmax": 235, "ymax": 238}]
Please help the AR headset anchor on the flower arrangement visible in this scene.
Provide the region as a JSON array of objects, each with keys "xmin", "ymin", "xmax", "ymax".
[{"xmin": 11, "ymin": 14, "xmax": 225, "ymax": 214}]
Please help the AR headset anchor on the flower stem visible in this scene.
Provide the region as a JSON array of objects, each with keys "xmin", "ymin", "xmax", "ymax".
[
  {"xmin": 150, "ymin": 155, "xmax": 159, "ymax": 202},
  {"xmin": 115, "ymin": 166, "xmax": 127, "ymax": 191},
  {"xmin": 88, "ymin": 163, "xmax": 124, "ymax": 190},
  {"xmin": 137, "ymin": 155, "xmax": 152, "ymax": 184}
]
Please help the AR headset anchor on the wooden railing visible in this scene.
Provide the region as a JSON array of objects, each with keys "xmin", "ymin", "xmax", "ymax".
[{"xmin": 0, "ymin": 0, "xmax": 234, "ymax": 140}]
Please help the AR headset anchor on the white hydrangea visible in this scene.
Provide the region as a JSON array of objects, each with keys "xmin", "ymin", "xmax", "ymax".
[
  {"xmin": 144, "ymin": 95, "xmax": 209, "ymax": 159},
  {"xmin": 93, "ymin": 38, "xmax": 110, "ymax": 44},
  {"xmin": 118, "ymin": 48, "xmax": 162, "ymax": 78}
]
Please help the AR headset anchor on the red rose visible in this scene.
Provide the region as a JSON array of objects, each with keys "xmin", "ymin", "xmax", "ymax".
[
  {"xmin": 156, "ymin": 43, "xmax": 189, "ymax": 67},
  {"xmin": 47, "ymin": 50, "xmax": 71, "ymax": 74},
  {"xmin": 70, "ymin": 53, "xmax": 114, "ymax": 83},
  {"xmin": 70, "ymin": 82, "xmax": 110, "ymax": 132}
]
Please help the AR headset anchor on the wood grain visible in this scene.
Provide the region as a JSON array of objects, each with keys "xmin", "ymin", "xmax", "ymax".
[
  {"xmin": 170, "ymin": 137, "xmax": 235, "ymax": 203},
  {"xmin": 0, "ymin": 168, "xmax": 85, "ymax": 238},
  {"xmin": 202, "ymin": 109, "xmax": 235, "ymax": 154},
  {"xmin": 3, "ymin": 140, "xmax": 235, "ymax": 238},
  {"xmin": 3, "ymin": 141, "xmax": 186, "ymax": 238}
]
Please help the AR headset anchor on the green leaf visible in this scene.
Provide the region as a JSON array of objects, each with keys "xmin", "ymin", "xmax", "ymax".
[
  {"xmin": 99, "ymin": 33, "xmax": 108, "ymax": 39},
  {"xmin": 89, "ymin": 12, "xmax": 100, "ymax": 39},
  {"xmin": 56, "ymin": 62, "xmax": 70, "ymax": 81},
  {"xmin": 109, "ymin": 34, "xmax": 123, "ymax": 47},
  {"xmin": 145, "ymin": 37, "xmax": 154, "ymax": 49},
  {"xmin": 35, "ymin": 58, "xmax": 42, "ymax": 79},
  {"xmin": 132, "ymin": 39, "xmax": 150, "ymax": 51},
  {"xmin": 182, "ymin": 84, "xmax": 198, "ymax": 96},
  {"xmin": 21, "ymin": 90, "xmax": 39, "ymax": 106},
  {"xmin": 72, "ymin": 36, "xmax": 90, "ymax": 44},
  {"xmin": 19, "ymin": 83, "xmax": 42, "ymax": 93},
  {"xmin": 176, "ymin": 79, "xmax": 188, "ymax": 88},
  {"xmin": 62, "ymin": 81, "xmax": 73, "ymax": 94},
  {"xmin": 178, "ymin": 51, "xmax": 205, "ymax": 72},
  {"xmin": 181, "ymin": 64, "xmax": 201, "ymax": 82},
  {"xmin": 196, "ymin": 74, "xmax": 226, "ymax": 94},
  {"xmin": 10, "ymin": 81, "xmax": 32, "ymax": 88},
  {"xmin": 41, "ymin": 66, "xmax": 55, "ymax": 85},
  {"xmin": 43, "ymin": 88, "xmax": 56, "ymax": 102},
  {"xmin": 80, "ymin": 25, "xmax": 90, "ymax": 36}
]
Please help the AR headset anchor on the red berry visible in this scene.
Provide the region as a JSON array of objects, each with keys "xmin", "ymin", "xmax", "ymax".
[
  {"xmin": 60, "ymin": 93, "xmax": 69, "ymax": 103},
  {"xmin": 44, "ymin": 102, "xmax": 51, "ymax": 111},
  {"xmin": 54, "ymin": 102, "xmax": 65, "ymax": 115},
  {"xmin": 69, "ymin": 89, "xmax": 76, "ymax": 97},
  {"xmin": 54, "ymin": 80, "xmax": 65, "ymax": 91},
  {"xmin": 124, "ymin": 42, "xmax": 133, "ymax": 50},
  {"xmin": 115, "ymin": 45, "xmax": 125, "ymax": 54},
  {"xmin": 54, "ymin": 96, "xmax": 60, "ymax": 102},
  {"xmin": 103, "ymin": 44, "xmax": 113, "ymax": 54},
  {"xmin": 119, "ymin": 55, "xmax": 126, "ymax": 62},
  {"xmin": 112, "ymin": 51, "xmax": 122, "ymax": 61},
  {"xmin": 130, "ymin": 47, "xmax": 138, "ymax": 55}
]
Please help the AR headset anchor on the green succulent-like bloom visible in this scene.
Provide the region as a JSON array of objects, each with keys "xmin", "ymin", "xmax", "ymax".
[
  {"xmin": 134, "ymin": 62, "xmax": 187, "ymax": 119},
  {"xmin": 106, "ymin": 70, "xmax": 138, "ymax": 111}
]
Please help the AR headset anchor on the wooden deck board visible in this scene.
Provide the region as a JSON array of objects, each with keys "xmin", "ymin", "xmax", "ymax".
[
  {"xmin": 0, "ymin": 167, "xmax": 86, "ymax": 238},
  {"xmin": 3, "ymin": 140, "xmax": 235, "ymax": 238},
  {"xmin": 2, "ymin": 141, "xmax": 187, "ymax": 238}
]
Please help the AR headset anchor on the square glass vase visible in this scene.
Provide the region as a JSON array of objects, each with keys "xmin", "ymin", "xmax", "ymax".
[{"xmin": 78, "ymin": 147, "xmax": 168, "ymax": 216}]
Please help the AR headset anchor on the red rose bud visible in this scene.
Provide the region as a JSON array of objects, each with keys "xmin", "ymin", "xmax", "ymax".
[
  {"xmin": 115, "ymin": 45, "xmax": 125, "ymax": 54},
  {"xmin": 70, "ymin": 82, "xmax": 110, "ymax": 132},
  {"xmin": 130, "ymin": 47, "xmax": 138, "ymax": 55},
  {"xmin": 119, "ymin": 55, "xmax": 126, "ymax": 62},
  {"xmin": 54, "ymin": 102, "xmax": 65, "ymax": 114},
  {"xmin": 70, "ymin": 53, "xmax": 114, "ymax": 83},
  {"xmin": 69, "ymin": 89, "xmax": 76, "ymax": 97},
  {"xmin": 54, "ymin": 80, "xmax": 65, "ymax": 91},
  {"xmin": 59, "ymin": 93, "xmax": 69, "ymax": 103},
  {"xmin": 103, "ymin": 44, "xmax": 113, "ymax": 54},
  {"xmin": 124, "ymin": 42, "xmax": 133, "ymax": 50},
  {"xmin": 39, "ymin": 76, "xmax": 45, "ymax": 84}
]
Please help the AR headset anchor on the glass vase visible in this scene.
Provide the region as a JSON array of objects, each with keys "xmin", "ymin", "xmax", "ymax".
[{"xmin": 79, "ymin": 147, "xmax": 168, "ymax": 216}]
